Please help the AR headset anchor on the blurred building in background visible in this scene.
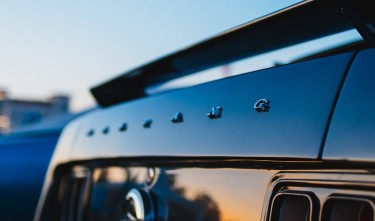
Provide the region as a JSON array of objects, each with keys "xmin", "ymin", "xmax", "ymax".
[{"xmin": 0, "ymin": 89, "xmax": 70, "ymax": 134}]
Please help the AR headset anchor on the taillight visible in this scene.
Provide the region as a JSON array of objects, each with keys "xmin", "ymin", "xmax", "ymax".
[
  {"xmin": 270, "ymin": 193, "xmax": 315, "ymax": 221},
  {"xmin": 322, "ymin": 197, "xmax": 375, "ymax": 221}
]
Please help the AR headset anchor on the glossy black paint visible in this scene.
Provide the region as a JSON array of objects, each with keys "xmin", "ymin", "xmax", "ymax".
[
  {"xmin": 324, "ymin": 48, "xmax": 375, "ymax": 162},
  {"xmin": 72, "ymin": 53, "xmax": 354, "ymax": 160},
  {"xmin": 38, "ymin": 162, "xmax": 375, "ymax": 221},
  {"xmin": 33, "ymin": 1, "xmax": 375, "ymax": 219},
  {"xmin": 35, "ymin": 49, "xmax": 375, "ymax": 221},
  {"xmin": 50, "ymin": 166, "xmax": 276, "ymax": 221}
]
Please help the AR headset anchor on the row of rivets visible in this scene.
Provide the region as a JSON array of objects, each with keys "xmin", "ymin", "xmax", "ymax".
[
  {"xmin": 87, "ymin": 123, "xmax": 126, "ymax": 136},
  {"xmin": 86, "ymin": 99, "xmax": 270, "ymax": 137}
]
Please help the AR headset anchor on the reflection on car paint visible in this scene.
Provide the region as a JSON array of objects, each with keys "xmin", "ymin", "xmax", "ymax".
[{"xmin": 87, "ymin": 167, "xmax": 275, "ymax": 221}]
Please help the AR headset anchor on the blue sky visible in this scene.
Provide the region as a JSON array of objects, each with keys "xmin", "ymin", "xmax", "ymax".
[{"xmin": 0, "ymin": 1, "xmax": 360, "ymax": 111}]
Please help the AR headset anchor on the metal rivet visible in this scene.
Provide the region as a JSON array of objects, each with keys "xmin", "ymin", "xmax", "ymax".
[
  {"xmin": 171, "ymin": 112, "xmax": 184, "ymax": 123},
  {"xmin": 102, "ymin": 126, "xmax": 110, "ymax": 134},
  {"xmin": 143, "ymin": 119, "xmax": 152, "ymax": 128},
  {"xmin": 207, "ymin": 106, "xmax": 223, "ymax": 119},
  {"xmin": 119, "ymin": 123, "xmax": 127, "ymax": 132},
  {"xmin": 87, "ymin": 129, "xmax": 95, "ymax": 137},
  {"xmin": 254, "ymin": 99, "xmax": 270, "ymax": 112}
]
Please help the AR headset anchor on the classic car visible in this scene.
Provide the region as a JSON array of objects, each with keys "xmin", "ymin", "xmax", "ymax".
[{"xmin": 35, "ymin": 0, "xmax": 375, "ymax": 220}]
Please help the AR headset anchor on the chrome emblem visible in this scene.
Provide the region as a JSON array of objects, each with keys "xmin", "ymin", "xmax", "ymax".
[
  {"xmin": 254, "ymin": 99, "xmax": 270, "ymax": 112},
  {"xmin": 207, "ymin": 106, "xmax": 223, "ymax": 119}
]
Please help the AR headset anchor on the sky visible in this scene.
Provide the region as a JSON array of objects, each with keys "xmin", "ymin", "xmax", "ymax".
[{"xmin": 0, "ymin": 1, "xmax": 360, "ymax": 112}]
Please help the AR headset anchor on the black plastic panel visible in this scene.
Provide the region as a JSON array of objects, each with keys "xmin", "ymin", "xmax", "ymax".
[
  {"xmin": 71, "ymin": 53, "xmax": 354, "ymax": 160},
  {"xmin": 324, "ymin": 48, "xmax": 375, "ymax": 161}
]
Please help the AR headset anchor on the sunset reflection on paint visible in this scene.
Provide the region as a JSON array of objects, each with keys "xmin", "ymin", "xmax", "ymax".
[
  {"xmin": 164, "ymin": 168, "xmax": 277, "ymax": 221},
  {"xmin": 86, "ymin": 166, "xmax": 278, "ymax": 221}
]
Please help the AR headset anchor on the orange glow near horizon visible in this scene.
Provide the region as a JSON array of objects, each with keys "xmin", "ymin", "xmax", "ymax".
[{"xmin": 167, "ymin": 168, "xmax": 276, "ymax": 221}]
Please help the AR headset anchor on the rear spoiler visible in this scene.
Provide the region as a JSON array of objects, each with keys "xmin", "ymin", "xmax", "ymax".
[{"xmin": 91, "ymin": 0, "xmax": 375, "ymax": 107}]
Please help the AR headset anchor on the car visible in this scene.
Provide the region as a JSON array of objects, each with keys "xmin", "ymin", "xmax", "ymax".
[
  {"xmin": 0, "ymin": 130, "xmax": 58, "ymax": 220},
  {"xmin": 34, "ymin": 0, "xmax": 375, "ymax": 220},
  {"xmin": 0, "ymin": 110, "xmax": 91, "ymax": 220}
]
